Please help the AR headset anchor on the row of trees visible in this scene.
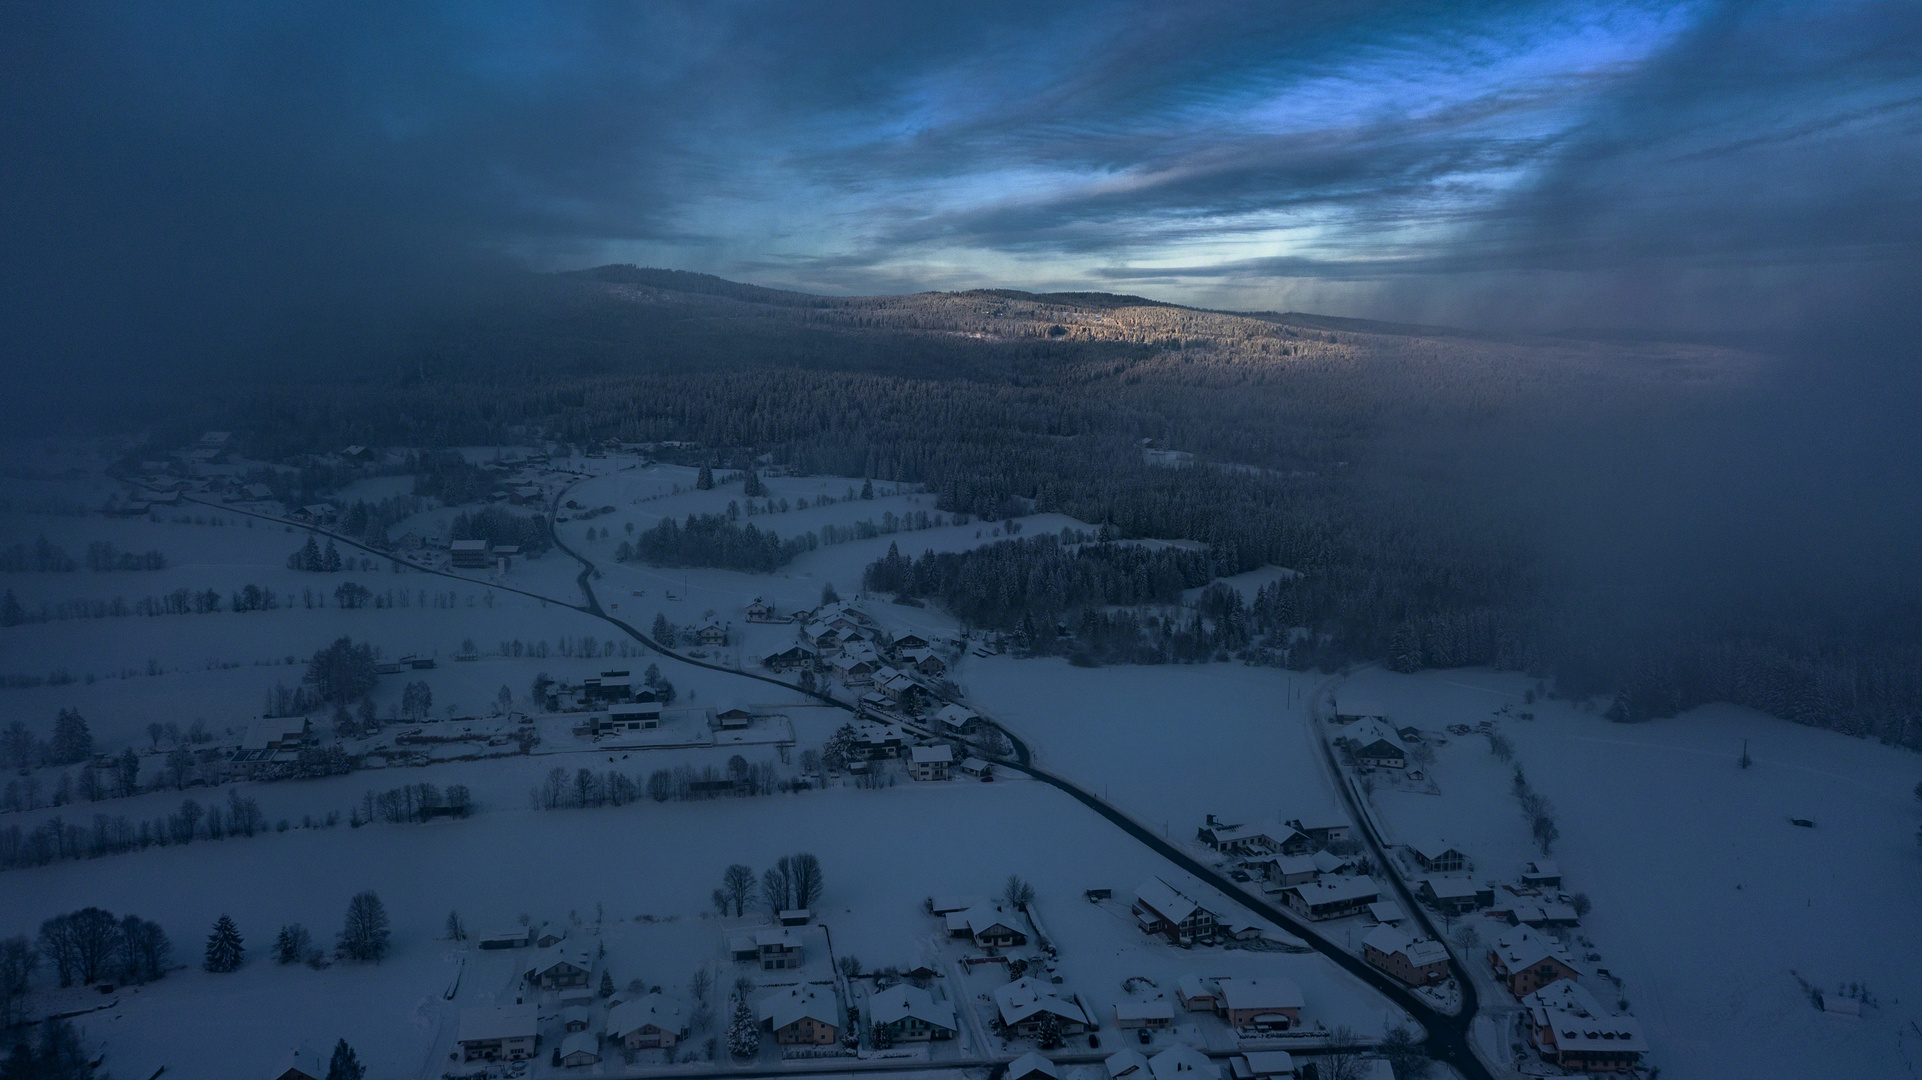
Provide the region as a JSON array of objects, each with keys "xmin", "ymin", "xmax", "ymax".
[
  {"xmin": 0, "ymin": 536, "xmax": 161, "ymax": 574},
  {"xmin": 1, "ymin": 710, "xmax": 93, "ymax": 769},
  {"xmin": 0, "ymin": 790, "xmax": 267, "ymax": 871},
  {"xmin": 531, "ymin": 759, "xmax": 788, "ymax": 810},
  {"xmin": 712, "ymin": 854, "xmax": 824, "ymax": 917},
  {"xmin": 623, "ymin": 513, "xmax": 813, "ymax": 572}
]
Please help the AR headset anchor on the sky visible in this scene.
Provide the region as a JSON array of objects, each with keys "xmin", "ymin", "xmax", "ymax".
[{"xmin": 3, "ymin": 0, "xmax": 1920, "ymax": 378}]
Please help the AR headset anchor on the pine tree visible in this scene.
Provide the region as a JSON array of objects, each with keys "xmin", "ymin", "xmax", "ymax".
[
  {"xmin": 326, "ymin": 1038, "xmax": 366, "ymax": 1080},
  {"xmin": 600, "ymin": 969, "xmax": 616, "ymax": 998},
  {"xmin": 203, "ymin": 915, "xmax": 243, "ymax": 973},
  {"xmin": 445, "ymin": 910, "xmax": 465, "ymax": 941},
  {"xmin": 697, "ymin": 464, "xmax": 715, "ymax": 490},
  {"xmin": 727, "ymin": 997, "xmax": 760, "ymax": 1058},
  {"xmin": 322, "ymin": 539, "xmax": 342, "ymax": 572}
]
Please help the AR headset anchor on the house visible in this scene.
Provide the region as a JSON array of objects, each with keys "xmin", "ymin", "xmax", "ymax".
[
  {"xmin": 901, "ymin": 649, "xmax": 948, "ymax": 677},
  {"xmin": 993, "ymin": 976, "xmax": 1088, "ymax": 1037},
  {"xmin": 831, "ymin": 652, "xmax": 881, "ymax": 684},
  {"xmin": 946, "ymin": 902, "xmax": 1027, "ymax": 948},
  {"xmin": 450, "ymin": 539, "xmax": 492, "ymax": 567},
  {"xmin": 1176, "ymin": 974, "xmax": 1219, "ymax": 1012},
  {"xmin": 1148, "ymin": 1043, "xmax": 1219, "ymax": 1080},
  {"xmin": 1213, "ymin": 977, "xmax": 1304, "ymax": 1032},
  {"xmin": 1490, "ymin": 927, "xmax": 1582, "ymax": 996},
  {"xmin": 869, "ymin": 983, "xmax": 958, "ymax": 1041},
  {"xmin": 457, "ymin": 1005, "xmax": 539, "ymax": 1061},
  {"xmin": 269, "ymin": 1046, "xmax": 326, "ymax": 1080},
  {"xmin": 697, "ymin": 623, "xmax": 727, "ymax": 647},
  {"xmin": 1106, "ymin": 1049, "xmax": 1150, "ymax": 1080},
  {"xmin": 763, "ymin": 646, "xmax": 817, "ymax": 672},
  {"xmin": 562, "ymin": 1005, "xmax": 592, "ymax": 1032},
  {"xmin": 892, "ymin": 632, "xmax": 931, "ymax": 651},
  {"xmin": 580, "ymin": 671, "xmax": 638, "ymax": 704},
  {"xmin": 1342, "ymin": 720, "xmax": 1405, "ymax": 768},
  {"xmin": 1418, "ymin": 877, "xmax": 1482, "ymax": 916},
  {"xmin": 779, "ymin": 909, "xmax": 811, "ymax": 926},
  {"xmin": 1009, "ymin": 1051, "xmax": 1062, "ymax": 1080},
  {"xmin": 1362, "ymin": 925, "xmax": 1450, "ymax": 986},
  {"xmin": 746, "ymin": 597, "xmax": 775, "ymax": 621},
  {"xmin": 850, "ymin": 722, "xmax": 906, "ymax": 759},
  {"xmin": 478, "ymin": 927, "xmax": 531, "ymax": 950},
  {"xmin": 933, "ymin": 703, "xmax": 978, "ymax": 733},
  {"xmin": 1283, "ymin": 815, "xmax": 1350, "ymax": 847},
  {"xmin": 1310, "ymin": 850, "xmax": 1355, "ymax": 876},
  {"xmin": 1281, "ymin": 876, "xmax": 1379, "ymax": 921},
  {"xmin": 1195, "ymin": 818, "xmax": 1305, "ymax": 858},
  {"xmin": 1133, "ymin": 877, "xmax": 1219, "ymax": 945},
  {"xmin": 909, "ymin": 743, "xmax": 953, "ymax": 781},
  {"xmin": 1332, "ymin": 697, "xmax": 1386, "ymax": 724},
  {"xmin": 1519, "ymin": 981, "xmax": 1648, "ymax": 1072},
  {"xmin": 1407, "ymin": 841, "xmax": 1470, "ymax": 874},
  {"xmin": 1230, "ymin": 1052, "xmax": 1296, "ymax": 1080},
  {"xmin": 800, "ymin": 622, "xmax": 841, "ymax": 652},
  {"xmin": 1255, "ymin": 854, "xmax": 1319, "ymax": 888},
  {"xmin": 1115, "ymin": 998, "xmax": 1176, "ymax": 1030},
  {"xmin": 558, "ymin": 1031, "xmax": 600, "ymax": 1067},
  {"xmin": 730, "ymin": 928, "xmax": 804, "ymax": 970},
  {"xmin": 1520, "ymin": 860, "xmax": 1562, "ymax": 889},
  {"xmin": 878, "ymin": 670, "xmax": 928, "ymax": 706},
  {"xmin": 606, "ymin": 992, "xmax": 688, "ymax": 1049},
  {"xmin": 527, "ymin": 948, "xmax": 593, "ymax": 990},
  {"xmin": 958, "ymin": 756, "xmax": 995, "ymax": 779},
  {"xmin": 599, "ymin": 700, "xmax": 662, "ymax": 732},
  {"xmin": 759, "ymin": 984, "xmax": 839, "ymax": 1044},
  {"xmin": 535, "ymin": 925, "xmax": 568, "ymax": 948},
  {"xmin": 1366, "ymin": 901, "xmax": 1407, "ymax": 926},
  {"xmin": 712, "ymin": 705, "xmax": 754, "ymax": 729}
]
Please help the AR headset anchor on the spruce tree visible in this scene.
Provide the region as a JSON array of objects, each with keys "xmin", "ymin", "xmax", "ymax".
[
  {"xmin": 697, "ymin": 464, "xmax": 714, "ymax": 490},
  {"xmin": 274, "ymin": 923, "xmax": 311, "ymax": 964},
  {"xmin": 326, "ymin": 1039, "xmax": 366, "ymax": 1080},
  {"xmin": 203, "ymin": 915, "xmax": 243, "ymax": 973},
  {"xmin": 727, "ymin": 996, "xmax": 760, "ymax": 1058}
]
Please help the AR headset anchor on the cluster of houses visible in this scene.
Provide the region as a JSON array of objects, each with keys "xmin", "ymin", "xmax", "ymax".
[
  {"xmin": 1007, "ymin": 1037, "xmax": 1384, "ymax": 1080},
  {"xmin": 1196, "ymin": 814, "xmax": 1384, "ymax": 924},
  {"xmin": 766, "ymin": 601, "xmax": 951, "ymax": 701},
  {"xmin": 1488, "ymin": 926, "xmax": 1646, "ymax": 1072}
]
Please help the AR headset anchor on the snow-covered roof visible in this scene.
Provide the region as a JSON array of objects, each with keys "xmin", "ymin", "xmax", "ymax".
[
  {"xmin": 1148, "ymin": 1043, "xmax": 1219, "ymax": 1080},
  {"xmin": 1493, "ymin": 927, "xmax": 1582, "ymax": 978},
  {"xmin": 1367, "ymin": 901, "xmax": 1406, "ymax": 924},
  {"xmin": 1235, "ymin": 1051, "xmax": 1295, "ymax": 1078},
  {"xmin": 1116, "ymin": 998, "xmax": 1176, "ymax": 1022},
  {"xmin": 1409, "ymin": 839, "xmax": 1465, "ymax": 861},
  {"xmin": 1285, "ymin": 875, "xmax": 1378, "ymax": 906},
  {"xmin": 607, "ymin": 992, "xmax": 686, "ymax": 1038},
  {"xmin": 559, "ymin": 1031, "xmax": 599, "ymax": 1060},
  {"xmin": 869, "ymin": 983, "xmax": 956, "ymax": 1030},
  {"xmin": 911, "ymin": 744, "xmax": 954, "ymax": 764},
  {"xmin": 928, "ymin": 895, "xmax": 979, "ymax": 914},
  {"xmin": 994, "ymin": 976, "xmax": 1087, "ymax": 1027},
  {"xmin": 1363, "ymin": 925, "xmax": 1448, "ymax": 967},
  {"xmin": 1106, "ymin": 1048, "xmax": 1150, "ymax": 1080},
  {"xmin": 457, "ymin": 1005, "xmax": 538, "ymax": 1043},
  {"xmin": 1177, "ymin": 974, "xmax": 1218, "ymax": 1000},
  {"xmin": 1212, "ymin": 977, "xmax": 1303, "ymax": 1014},
  {"xmin": 1268, "ymin": 854, "xmax": 1318, "ymax": 877},
  {"xmin": 1520, "ymin": 981, "xmax": 1648, "ymax": 1054},
  {"xmin": 1346, "ymin": 719, "xmax": 1403, "ymax": 751},
  {"xmin": 759, "ymin": 984, "xmax": 837, "ymax": 1032},
  {"xmin": 1309, "ymin": 850, "xmax": 1352, "ymax": 875},
  {"xmin": 1422, "ymin": 876, "xmax": 1478, "ymax": 900},
  {"xmin": 1010, "ymin": 1051, "xmax": 1062, "ymax": 1080},
  {"xmin": 1135, "ymin": 876, "xmax": 1205, "ymax": 924},
  {"xmin": 955, "ymin": 901, "xmax": 1020, "ymax": 938},
  {"xmin": 934, "ymin": 703, "xmax": 977, "ymax": 727}
]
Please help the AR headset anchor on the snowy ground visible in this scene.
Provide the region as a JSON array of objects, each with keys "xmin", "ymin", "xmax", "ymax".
[{"xmin": 1334, "ymin": 667, "xmax": 1922, "ymax": 1080}]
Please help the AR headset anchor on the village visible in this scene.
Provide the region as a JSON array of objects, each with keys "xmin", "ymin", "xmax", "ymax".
[{"xmin": 0, "ymin": 434, "xmax": 1914, "ymax": 1080}]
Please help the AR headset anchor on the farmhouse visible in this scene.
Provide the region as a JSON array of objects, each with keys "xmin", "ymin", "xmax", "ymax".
[
  {"xmin": 449, "ymin": 538, "xmax": 491, "ymax": 567},
  {"xmin": 1407, "ymin": 841, "xmax": 1470, "ymax": 874},
  {"xmin": 1133, "ymin": 877, "xmax": 1219, "ymax": 945},
  {"xmin": 1196, "ymin": 818, "xmax": 1307, "ymax": 858},
  {"xmin": 901, "ymin": 648, "xmax": 948, "ymax": 677},
  {"xmin": 877, "ymin": 670, "xmax": 927, "ymax": 705},
  {"xmin": 831, "ymin": 651, "xmax": 882, "ymax": 684},
  {"xmin": 1418, "ymin": 877, "xmax": 1484, "ymax": 916},
  {"xmin": 478, "ymin": 927, "xmax": 531, "ymax": 950},
  {"xmin": 1281, "ymin": 876, "xmax": 1379, "ymax": 921},
  {"xmin": 1256, "ymin": 854, "xmax": 1319, "ymax": 887},
  {"xmin": 745, "ymin": 597, "xmax": 775, "ymax": 621},
  {"xmin": 1148, "ymin": 1043, "xmax": 1220, "ymax": 1080},
  {"xmin": 759, "ymin": 984, "xmax": 839, "ymax": 1045},
  {"xmin": 933, "ymin": 703, "xmax": 978, "ymax": 733},
  {"xmin": 527, "ymin": 948, "xmax": 593, "ymax": 990},
  {"xmin": 909, "ymin": 743, "xmax": 953, "ymax": 781},
  {"xmin": 1520, "ymin": 860, "xmax": 1562, "ymax": 889},
  {"xmin": 1490, "ymin": 927, "xmax": 1582, "ymax": 996},
  {"xmin": 946, "ymin": 901, "xmax": 1027, "ymax": 948},
  {"xmin": 869, "ymin": 983, "xmax": 958, "ymax": 1041},
  {"xmin": 457, "ymin": 1005, "xmax": 539, "ymax": 1061},
  {"xmin": 730, "ymin": 928, "xmax": 805, "ymax": 970},
  {"xmin": 891, "ymin": 632, "xmax": 930, "ymax": 650},
  {"xmin": 993, "ymin": 976, "xmax": 1089, "ymax": 1037},
  {"xmin": 697, "ymin": 623, "xmax": 727, "ymax": 646},
  {"xmin": 800, "ymin": 622, "xmax": 842, "ymax": 653},
  {"xmin": 763, "ymin": 646, "xmax": 817, "ymax": 672},
  {"xmin": 850, "ymin": 722, "xmax": 907, "ymax": 759},
  {"xmin": 1332, "ymin": 697, "xmax": 1387, "ymax": 724},
  {"xmin": 1283, "ymin": 814, "xmax": 1351, "ymax": 847},
  {"xmin": 606, "ymin": 992, "xmax": 689, "ymax": 1049},
  {"xmin": 1519, "ymin": 980, "xmax": 1648, "ymax": 1072},
  {"xmin": 1342, "ymin": 720, "xmax": 1405, "ymax": 768},
  {"xmin": 1362, "ymin": 925, "xmax": 1450, "ymax": 986},
  {"xmin": 1213, "ymin": 976, "xmax": 1305, "ymax": 1032}
]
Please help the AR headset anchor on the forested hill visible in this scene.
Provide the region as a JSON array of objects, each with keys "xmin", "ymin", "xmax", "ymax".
[{"xmin": 151, "ymin": 266, "xmax": 1922, "ymax": 751}]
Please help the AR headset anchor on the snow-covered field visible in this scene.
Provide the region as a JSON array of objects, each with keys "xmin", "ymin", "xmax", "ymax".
[{"xmin": 1335, "ymin": 667, "xmax": 1922, "ymax": 1080}]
